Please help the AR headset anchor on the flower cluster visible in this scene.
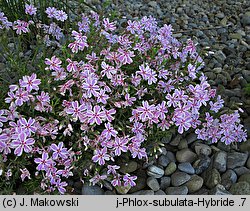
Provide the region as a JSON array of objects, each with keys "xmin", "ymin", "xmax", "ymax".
[{"xmin": 0, "ymin": 4, "xmax": 247, "ymax": 194}]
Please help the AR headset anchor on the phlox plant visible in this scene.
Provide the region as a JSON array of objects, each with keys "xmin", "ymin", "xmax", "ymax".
[{"xmin": 0, "ymin": 4, "xmax": 248, "ymax": 194}]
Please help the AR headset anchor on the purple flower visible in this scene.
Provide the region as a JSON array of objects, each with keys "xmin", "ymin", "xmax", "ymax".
[
  {"xmin": 34, "ymin": 152, "xmax": 53, "ymax": 171},
  {"xmin": 102, "ymin": 122, "xmax": 117, "ymax": 140},
  {"xmin": 13, "ymin": 20, "xmax": 32, "ymax": 35},
  {"xmin": 45, "ymin": 7, "xmax": 57, "ymax": 18},
  {"xmin": 102, "ymin": 107, "xmax": 116, "ymax": 122},
  {"xmin": 19, "ymin": 73, "xmax": 41, "ymax": 92},
  {"xmin": 82, "ymin": 77, "xmax": 100, "ymax": 97},
  {"xmin": 66, "ymin": 101, "xmax": 85, "ymax": 122},
  {"xmin": 89, "ymin": 174, "xmax": 107, "ymax": 186},
  {"xmin": 156, "ymin": 101, "xmax": 168, "ymax": 120},
  {"xmin": 101, "ymin": 61, "xmax": 117, "ymax": 79},
  {"xmin": 117, "ymin": 48, "xmax": 135, "ymax": 64},
  {"xmin": 175, "ymin": 115, "xmax": 192, "ymax": 134},
  {"xmin": 123, "ymin": 174, "xmax": 137, "ymax": 187},
  {"xmin": 19, "ymin": 117, "xmax": 37, "ymax": 136},
  {"xmin": 107, "ymin": 165, "xmax": 120, "ymax": 175},
  {"xmin": 11, "ymin": 132, "xmax": 35, "ymax": 156},
  {"xmin": 103, "ymin": 18, "xmax": 116, "ymax": 31},
  {"xmin": 20, "ymin": 168, "xmax": 31, "ymax": 181},
  {"xmin": 111, "ymin": 174, "xmax": 122, "ymax": 186},
  {"xmin": 87, "ymin": 105, "xmax": 105, "ymax": 125},
  {"xmin": 0, "ymin": 110, "xmax": 7, "ymax": 128},
  {"xmin": 25, "ymin": 4, "xmax": 37, "ymax": 16},
  {"xmin": 45, "ymin": 56, "xmax": 62, "ymax": 71},
  {"xmin": 113, "ymin": 137, "xmax": 128, "ymax": 156},
  {"xmin": 136, "ymin": 101, "xmax": 155, "ymax": 122},
  {"xmin": 97, "ymin": 89, "xmax": 109, "ymax": 104},
  {"xmin": 92, "ymin": 147, "xmax": 110, "ymax": 165},
  {"xmin": 55, "ymin": 179, "xmax": 67, "ymax": 194},
  {"xmin": 55, "ymin": 10, "xmax": 68, "ymax": 22},
  {"xmin": 50, "ymin": 142, "xmax": 69, "ymax": 160}
]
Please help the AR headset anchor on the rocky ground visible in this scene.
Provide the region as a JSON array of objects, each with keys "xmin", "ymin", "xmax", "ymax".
[{"xmin": 79, "ymin": 0, "xmax": 250, "ymax": 195}]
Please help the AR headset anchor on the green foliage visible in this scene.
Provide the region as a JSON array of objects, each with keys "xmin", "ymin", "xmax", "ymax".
[{"xmin": 244, "ymin": 83, "xmax": 250, "ymax": 95}]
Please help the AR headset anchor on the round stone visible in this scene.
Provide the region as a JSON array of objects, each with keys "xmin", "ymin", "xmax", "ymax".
[
  {"xmin": 194, "ymin": 143, "xmax": 212, "ymax": 156},
  {"xmin": 171, "ymin": 171, "xmax": 191, "ymax": 187},
  {"xmin": 227, "ymin": 152, "xmax": 248, "ymax": 169},
  {"xmin": 238, "ymin": 173, "xmax": 250, "ymax": 185},
  {"xmin": 221, "ymin": 170, "xmax": 238, "ymax": 190},
  {"xmin": 154, "ymin": 190, "xmax": 166, "ymax": 195},
  {"xmin": 176, "ymin": 149, "xmax": 197, "ymax": 163},
  {"xmin": 147, "ymin": 177, "xmax": 160, "ymax": 191},
  {"xmin": 213, "ymin": 151, "xmax": 227, "ymax": 172},
  {"xmin": 194, "ymin": 156, "xmax": 211, "ymax": 174},
  {"xmin": 204, "ymin": 168, "xmax": 221, "ymax": 189},
  {"xmin": 115, "ymin": 185, "xmax": 131, "ymax": 195},
  {"xmin": 119, "ymin": 161, "xmax": 138, "ymax": 174},
  {"xmin": 158, "ymin": 155, "xmax": 170, "ymax": 167},
  {"xmin": 165, "ymin": 162, "xmax": 177, "ymax": 176},
  {"xmin": 178, "ymin": 162, "xmax": 195, "ymax": 174},
  {"xmin": 230, "ymin": 182, "xmax": 250, "ymax": 195},
  {"xmin": 185, "ymin": 175, "xmax": 204, "ymax": 193},
  {"xmin": 147, "ymin": 165, "xmax": 164, "ymax": 178},
  {"xmin": 160, "ymin": 176, "xmax": 171, "ymax": 190},
  {"xmin": 82, "ymin": 184, "xmax": 104, "ymax": 195},
  {"xmin": 166, "ymin": 186, "xmax": 188, "ymax": 195}
]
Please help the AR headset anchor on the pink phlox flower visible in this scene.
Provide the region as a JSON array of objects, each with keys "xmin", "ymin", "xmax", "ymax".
[
  {"xmin": 132, "ymin": 122, "xmax": 145, "ymax": 134},
  {"xmin": 124, "ymin": 93, "xmax": 136, "ymax": 107},
  {"xmin": 107, "ymin": 165, "xmax": 120, "ymax": 175},
  {"xmin": 187, "ymin": 63, "xmax": 197, "ymax": 79},
  {"xmin": 87, "ymin": 105, "xmax": 105, "ymax": 125},
  {"xmin": 103, "ymin": 18, "xmax": 116, "ymax": 31},
  {"xmin": 96, "ymin": 89, "xmax": 109, "ymax": 104},
  {"xmin": 45, "ymin": 56, "xmax": 62, "ymax": 71},
  {"xmin": 45, "ymin": 7, "xmax": 57, "ymax": 18},
  {"xmin": 102, "ymin": 107, "xmax": 116, "ymax": 122},
  {"xmin": 102, "ymin": 122, "xmax": 118, "ymax": 140},
  {"xmin": 101, "ymin": 61, "xmax": 117, "ymax": 79},
  {"xmin": 13, "ymin": 20, "xmax": 31, "ymax": 34},
  {"xmin": 137, "ymin": 63, "xmax": 151, "ymax": 80},
  {"xmin": 34, "ymin": 152, "xmax": 54, "ymax": 171},
  {"xmin": 55, "ymin": 179, "xmax": 67, "ymax": 194},
  {"xmin": 25, "ymin": 4, "xmax": 37, "ymax": 15},
  {"xmin": 51, "ymin": 68, "xmax": 67, "ymax": 81},
  {"xmin": 59, "ymin": 79, "xmax": 74, "ymax": 96},
  {"xmin": 209, "ymin": 95, "xmax": 224, "ymax": 113},
  {"xmin": 14, "ymin": 88, "xmax": 29, "ymax": 106},
  {"xmin": 175, "ymin": 115, "xmax": 192, "ymax": 134},
  {"xmin": 123, "ymin": 174, "xmax": 137, "ymax": 187},
  {"xmin": 66, "ymin": 59, "xmax": 78, "ymax": 72},
  {"xmin": 66, "ymin": 101, "xmax": 86, "ymax": 122},
  {"xmin": 117, "ymin": 47, "xmax": 135, "ymax": 64},
  {"xmin": 156, "ymin": 101, "xmax": 168, "ymax": 120},
  {"xmin": 0, "ymin": 110, "xmax": 7, "ymax": 128},
  {"xmin": 19, "ymin": 73, "xmax": 41, "ymax": 92},
  {"xmin": 111, "ymin": 174, "xmax": 122, "ymax": 186},
  {"xmin": 90, "ymin": 173, "xmax": 107, "ymax": 187},
  {"xmin": 82, "ymin": 77, "xmax": 100, "ymax": 97},
  {"xmin": 55, "ymin": 10, "xmax": 68, "ymax": 22},
  {"xmin": 92, "ymin": 147, "xmax": 110, "ymax": 165},
  {"xmin": 136, "ymin": 101, "xmax": 155, "ymax": 122},
  {"xmin": 20, "ymin": 168, "xmax": 31, "ymax": 181},
  {"xmin": 86, "ymin": 52, "xmax": 99, "ymax": 63},
  {"xmin": 113, "ymin": 137, "xmax": 128, "ymax": 156},
  {"xmin": 126, "ymin": 20, "xmax": 140, "ymax": 34},
  {"xmin": 11, "ymin": 132, "xmax": 35, "ymax": 156},
  {"xmin": 50, "ymin": 142, "xmax": 69, "ymax": 160},
  {"xmin": 131, "ymin": 74, "xmax": 141, "ymax": 87},
  {"xmin": 19, "ymin": 117, "xmax": 37, "ymax": 136}
]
